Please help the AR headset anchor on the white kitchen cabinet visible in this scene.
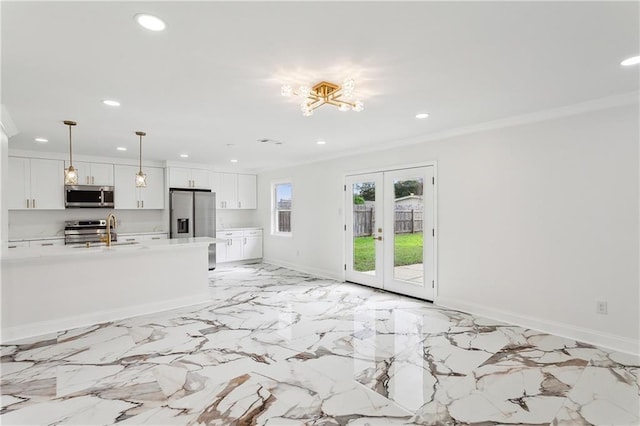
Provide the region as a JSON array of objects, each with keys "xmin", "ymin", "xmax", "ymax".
[
  {"xmin": 118, "ymin": 233, "xmax": 168, "ymax": 244},
  {"xmin": 212, "ymin": 172, "xmax": 256, "ymax": 209},
  {"xmin": 243, "ymin": 229, "xmax": 263, "ymax": 259},
  {"xmin": 29, "ymin": 238, "xmax": 65, "ymax": 247},
  {"xmin": 7, "ymin": 238, "xmax": 65, "ymax": 249},
  {"xmin": 216, "ymin": 229, "xmax": 262, "ymax": 263},
  {"xmin": 168, "ymin": 167, "xmax": 210, "ymax": 189},
  {"xmin": 237, "ymin": 174, "xmax": 257, "ymax": 209},
  {"xmin": 216, "ymin": 230, "xmax": 243, "ymax": 262},
  {"xmin": 211, "ymin": 172, "xmax": 236, "ymax": 209},
  {"xmin": 7, "ymin": 241, "xmax": 29, "ymax": 249},
  {"xmin": 139, "ymin": 167, "xmax": 165, "ymax": 209},
  {"xmin": 8, "ymin": 157, "xmax": 64, "ymax": 210},
  {"xmin": 114, "ymin": 165, "xmax": 165, "ymax": 209},
  {"xmin": 69, "ymin": 161, "xmax": 114, "ymax": 186}
]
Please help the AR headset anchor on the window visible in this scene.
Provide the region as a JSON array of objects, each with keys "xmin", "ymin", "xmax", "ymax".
[{"xmin": 272, "ymin": 181, "xmax": 292, "ymax": 235}]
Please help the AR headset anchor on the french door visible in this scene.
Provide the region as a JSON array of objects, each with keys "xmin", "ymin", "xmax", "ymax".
[{"xmin": 345, "ymin": 167, "xmax": 435, "ymax": 301}]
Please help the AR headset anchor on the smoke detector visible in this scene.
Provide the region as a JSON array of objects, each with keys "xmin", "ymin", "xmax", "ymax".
[{"xmin": 258, "ymin": 138, "xmax": 283, "ymax": 145}]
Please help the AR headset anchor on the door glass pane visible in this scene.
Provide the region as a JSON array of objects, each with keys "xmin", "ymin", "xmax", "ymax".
[
  {"xmin": 393, "ymin": 177, "xmax": 424, "ymax": 285},
  {"xmin": 352, "ymin": 181, "xmax": 376, "ymax": 273}
]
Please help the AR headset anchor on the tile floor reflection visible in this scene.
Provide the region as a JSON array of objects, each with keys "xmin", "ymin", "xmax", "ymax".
[{"xmin": 1, "ymin": 263, "xmax": 638, "ymax": 425}]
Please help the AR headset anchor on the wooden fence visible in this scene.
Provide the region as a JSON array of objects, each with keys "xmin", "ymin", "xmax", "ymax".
[
  {"xmin": 353, "ymin": 205, "xmax": 422, "ymax": 236},
  {"xmin": 278, "ymin": 211, "xmax": 291, "ymax": 233}
]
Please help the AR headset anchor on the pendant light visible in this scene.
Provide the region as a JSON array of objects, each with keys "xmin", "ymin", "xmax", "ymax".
[
  {"xmin": 63, "ymin": 120, "xmax": 78, "ymax": 185},
  {"xmin": 135, "ymin": 131, "xmax": 147, "ymax": 187}
]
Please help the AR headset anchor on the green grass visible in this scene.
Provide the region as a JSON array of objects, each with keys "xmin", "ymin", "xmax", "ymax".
[{"xmin": 353, "ymin": 232, "xmax": 423, "ymax": 272}]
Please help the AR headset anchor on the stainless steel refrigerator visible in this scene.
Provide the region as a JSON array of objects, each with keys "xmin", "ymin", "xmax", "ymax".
[{"xmin": 170, "ymin": 189, "xmax": 216, "ymax": 269}]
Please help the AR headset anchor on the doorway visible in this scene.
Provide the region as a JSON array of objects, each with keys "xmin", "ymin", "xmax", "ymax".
[{"xmin": 345, "ymin": 166, "xmax": 435, "ymax": 300}]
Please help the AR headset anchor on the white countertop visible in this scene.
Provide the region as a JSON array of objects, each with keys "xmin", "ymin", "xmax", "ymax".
[
  {"xmin": 2, "ymin": 237, "xmax": 223, "ymax": 261},
  {"xmin": 218, "ymin": 227, "xmax": 262, "ymax": 231}
]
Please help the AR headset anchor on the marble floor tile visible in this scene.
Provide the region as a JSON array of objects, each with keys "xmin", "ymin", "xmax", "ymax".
[{"xmin": 1, "ymin": 263, "xmax": 638, "ymax": 425}]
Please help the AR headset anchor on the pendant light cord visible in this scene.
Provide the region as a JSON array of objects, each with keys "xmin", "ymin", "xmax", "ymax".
[
  {"xmin": 68, "ymin": 124, "xmax": 73, "ymax": 166},
  {"xmin": 139, "ymin": 134, "xmax": 143, "ymax": 172}
]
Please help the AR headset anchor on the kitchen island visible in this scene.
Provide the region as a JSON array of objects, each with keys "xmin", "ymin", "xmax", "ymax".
[{"xmin": 1, "ymin": 237, "xmax": 222, "ymax": 342}]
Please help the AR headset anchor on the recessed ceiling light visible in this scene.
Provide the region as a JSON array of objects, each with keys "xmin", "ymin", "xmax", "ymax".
[
  {"xmin": 117, "ymin": 147, "xmax": 127, "ymax": 151},
  {"xmin": 102, "ymin": 99, "xmax": 121, "ymax": 107},
  {"xmin": 317, "ymin": 140, "xmax": 326, "ymax": 145},
  {"xmin": 180, "ymin": 154, "xmax": 189, "ymax": 158},
  {"xmin": 135, "ymin": 14, "xmax": 166, "ymax": 31},
  {"xmin": 34, "ymin": 138, "xmax": 48, "ymax": 143},
  {"xmin": 230, "ymin": 159, "xmax": 238, "ymax": 163},
  {"xmin": 415, "ymin": 113, "xmax": 430, "ymax": 119},
  {"xmin": 621, "ymin": 55, "xmax": 640, "ymax": 66}
]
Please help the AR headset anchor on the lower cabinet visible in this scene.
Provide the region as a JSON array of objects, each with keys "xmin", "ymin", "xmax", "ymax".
[
  {"xmin": 216, "ymin": 229, "xmax": 262, "ymax": 263},
  {"xmin": 118, "ymin": 233, "xmax": 168, "ymax": 244},
  {"xmin": 8, "ymin": 238, "xmax": 65, "ymax": 249}
]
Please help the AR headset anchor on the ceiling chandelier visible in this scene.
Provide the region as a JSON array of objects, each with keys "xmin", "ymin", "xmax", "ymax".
[
  {"xmin": 63, "ymin": 120, "xmax": 78, "ymax": 185},
  {"xmin": 281, "ymin": 78, "xmax": 364, "ymax": 116},
  {"xmin": 135, "ymin": 131, "xmax": 147, "ymax": 188}
]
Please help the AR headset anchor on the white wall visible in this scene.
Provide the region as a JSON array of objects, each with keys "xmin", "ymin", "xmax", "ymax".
[
  {"xmin": 256, "ymin": 103, "xmax": 639, "ymax": 354},
  {"xmin": 0, "ymin": 130, "xmax": 8, "ymax": 255}
]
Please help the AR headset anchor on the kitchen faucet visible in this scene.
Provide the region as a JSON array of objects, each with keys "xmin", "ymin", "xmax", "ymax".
[{"xmin": 101, "ymin": 213, "xmax": 117, "ymax": 247}]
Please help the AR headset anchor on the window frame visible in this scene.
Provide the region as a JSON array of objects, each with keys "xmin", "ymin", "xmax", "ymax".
[{"xmin": 271, "ymin": 179, "xmax": 292, "ymax": 237}]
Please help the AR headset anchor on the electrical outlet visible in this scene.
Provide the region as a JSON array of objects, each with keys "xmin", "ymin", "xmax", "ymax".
[{"xmin": 597, "ymin": 301, "xmax": 608, "ymax": 315}]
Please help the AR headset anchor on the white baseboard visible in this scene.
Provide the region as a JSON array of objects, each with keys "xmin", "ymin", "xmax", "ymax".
[
  {"xmin": 1, "ymin": 293, "xmax": 211, "ymax": 344},
  {"xmin": 436, "ymin": 296, "xmax": 639, "ymax": 356},
  {"xmin": 262, "ymin": 258, "xmax": 343, "ymax": 282}
]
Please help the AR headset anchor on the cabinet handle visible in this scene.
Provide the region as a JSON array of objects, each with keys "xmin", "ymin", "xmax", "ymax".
[
  {"xmin": 86, "ymin": 176, "xmax": 89, "ymax": 184},
  {"xmin": 141, "ymin": 200, "xmax": 144, "ymax": 208},
  {"xmin": 92, "ymin": 176, "xmax": 95, "ymax": 184},
  {"xmin": 41, "ymin": 243, "xmax": 53, "ymax": 246},
  {"xmin": 26, "ymin": 199, "xmax": 30, "ymax": 208},
  {"xmin": 239, "ymin": 201, "xmax": 242, "ymax": 208},
  {"xmin": 32, "ymin": 199, "xmax": 36, "ymax": 208},
  {"xmin": 8, "ymin": 245, "xmax": 17, "ymax": 249},
  {"xmin": 126, "ymin": 238, "xmax": 136, "ymax": 242},
  {"xmin": 151, "ymin": 237, "xmax": 161, "ymax": 240},
  {"xmin": 137, "ymin": 200, "xmax": 139, "ymax": 208},
  {"xmin": 244, "ymin": 237, "xmax": 247, "ymax": 244}
]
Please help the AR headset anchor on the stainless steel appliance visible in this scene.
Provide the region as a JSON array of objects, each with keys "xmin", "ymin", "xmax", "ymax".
[
  {"xmin": 170, "ymin": 189, "xmax": 216, "ymax": 269},
  {"xmin": 65, "ymin": 185, "xmax": 115, "ymax": 208},
  {"xmin": 64, "ymin": 219, "xmax": 117, "ymax": 245}
]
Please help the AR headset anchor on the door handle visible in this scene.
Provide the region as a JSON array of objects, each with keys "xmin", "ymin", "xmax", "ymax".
[{"xmin": 372, "ymin": 236, "xmax": 382, "ymax": 241}]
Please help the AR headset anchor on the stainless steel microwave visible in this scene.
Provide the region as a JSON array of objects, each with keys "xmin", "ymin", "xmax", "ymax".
[{"xmin": 65, "ymin": 185, "xmax": 115, "ymax": 208}]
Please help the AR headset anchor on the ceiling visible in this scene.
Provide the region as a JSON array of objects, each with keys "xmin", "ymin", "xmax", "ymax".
[{"xmin": 2, "ymin": 1, "xmax": 638, "ymax": 172}]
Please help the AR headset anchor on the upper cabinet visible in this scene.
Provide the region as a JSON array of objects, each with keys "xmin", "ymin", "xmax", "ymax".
[
  {"xmin": 8, "ymin": 157, "xmax": 65, "ymax": 210},
  {"xmin": 66, "ymin": 161, "xmax": 114, "ymax": 186},
  {"xmin": 168, "ymin": 167, "xmax": 210, "ymax": 189},
  {"xmin": 237, "ymin": 174, "xmax": 257, "ymax": 209},
  {"xmin": 211, "ymin": 172, "xmax": 256, "ymax": 209},
  {"xmin": 114, "ymin": 165, "xmax": 165, "ymax": 209}
]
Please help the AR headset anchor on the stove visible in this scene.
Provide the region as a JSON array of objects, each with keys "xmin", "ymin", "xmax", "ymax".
[{"xmin": 64, "ymin": 220, "xmax": 117, "ymax": 245}]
